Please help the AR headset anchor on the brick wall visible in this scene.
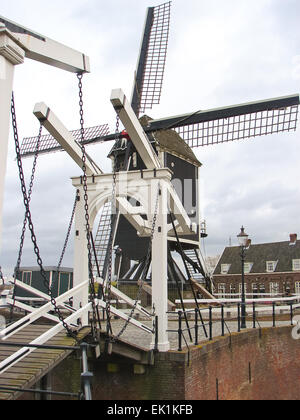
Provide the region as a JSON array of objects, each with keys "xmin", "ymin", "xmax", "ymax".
[
  {"xmin": 214, "ymin": 272, "xmax": 300, "ymax": 295},
  {"xmin": 89, "ymin": 326, "xmax": 300, "ymax": 400}
]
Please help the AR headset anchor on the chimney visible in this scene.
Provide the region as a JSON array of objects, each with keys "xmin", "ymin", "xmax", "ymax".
[{"xmin": 289, "ymin": 233, "xmax": 297, "ymax": 245}]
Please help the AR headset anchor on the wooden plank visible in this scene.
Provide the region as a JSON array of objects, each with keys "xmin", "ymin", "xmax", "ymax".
[{"xmin": 0, "ymin": 325, "xmax": 90, "ymax": 400}]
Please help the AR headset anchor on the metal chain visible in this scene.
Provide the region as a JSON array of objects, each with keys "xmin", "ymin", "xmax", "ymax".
[
  {"xmin": 11, "ymin": 92, "xmax": 78, "ymax": 341},
  {"xmin": 9, "ymin": 121, "xmax": 43, "ymax": 321},
  {"xmin": 112, "ymin": 181, "xmax": 161, "ymax": 341},
  {"xmin": 52, "ymin": 190, "xmax": 79, "ymax": 296},
  {"xmin": 9, "ymin": 122, "xmax": 43, "ymax": 322},
  {"xmin": 105, "ymin": 114, "xmax": 120, "ymax": 335},
  {"xmin": 77, "ymin": 73, "xmax": 101, "ymax": 340}
]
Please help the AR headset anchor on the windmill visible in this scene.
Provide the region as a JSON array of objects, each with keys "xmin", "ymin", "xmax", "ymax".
[{"xmin": 17, "ymin": 2, "xmax": 299, "ymax": 349}]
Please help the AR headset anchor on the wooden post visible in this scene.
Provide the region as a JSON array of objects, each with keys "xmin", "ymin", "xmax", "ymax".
[{"xmin": 0, "ymin": 24, "xmax": 24, "ymax": 250}]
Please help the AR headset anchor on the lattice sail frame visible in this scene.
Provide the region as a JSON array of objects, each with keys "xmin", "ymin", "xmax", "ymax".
[
  {"xmin": 21, "ymin": 124, "xmax": 110, "ymax": 157},
  {"xmin": 133, "ymin": 1, "xmax": 171, "ymax": 117},
  {"xmin": 175, "ymin": 105, "xmax": 299, "ymax": 148}
]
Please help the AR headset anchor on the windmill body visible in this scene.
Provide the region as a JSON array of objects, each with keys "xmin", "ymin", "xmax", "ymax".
[{"xmin": 1, "ymin": 2, "xmax": 299, "ymax": 353}]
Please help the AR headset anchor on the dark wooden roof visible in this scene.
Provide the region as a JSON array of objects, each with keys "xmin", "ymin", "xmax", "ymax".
[
  {"xmin": 214, "ymin": 240, "xmax": 300, "ymax": 275},
  {"xmin": 140, "ymin": 115, "xmax": 201, "ymax": 167}
]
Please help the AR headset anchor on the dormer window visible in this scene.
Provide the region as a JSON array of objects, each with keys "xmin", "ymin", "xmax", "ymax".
[
  {"xmin": 266, "ymin": 261, "xmax": 277, "ymax": 273},
  {"xmin": 22, "ymin": 271, "xmax": 32, "ymax": 286},
  {"xmin": 221, "ymin": 264, "xmax": 231, "ymax": 274},
  {"xmin": 292, "ymin": 259, "xmax": 300, "ymax": 271},
  {"xmin": 244, "ymin": 262, "xmax": 253, "ymax": 274}
]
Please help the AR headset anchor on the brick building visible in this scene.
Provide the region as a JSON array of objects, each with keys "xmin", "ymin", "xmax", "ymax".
[{"xmin": 213, "ymin": 234, "xmax": 300, "ymax": 297}]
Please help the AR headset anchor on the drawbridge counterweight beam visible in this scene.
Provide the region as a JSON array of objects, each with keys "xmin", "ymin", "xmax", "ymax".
[
  {"xmin": 0, "ymin": 19, "xmax": 91, "ymax": 251},
  {"xmin": 33, "ymin": 102, "xmax": 102, "ymax": 175}
]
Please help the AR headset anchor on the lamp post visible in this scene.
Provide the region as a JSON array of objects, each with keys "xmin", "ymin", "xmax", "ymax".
[{"xmin": 237, "ymin": 226, "xmax": 250, "ymax": 329}]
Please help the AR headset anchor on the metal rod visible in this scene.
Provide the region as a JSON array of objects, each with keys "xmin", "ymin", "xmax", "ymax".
[
  {"xmin": 221, "ymin": 305, "xmax": 225, "ymax": 337},
  {"xmin": 253, "ymin": 302, "xmax": 256, "ymax": 329},
  {"xmin": 209, "ymin": 306, "xmax": 213, "ymax": 341},
  {"xmin": 194, "ymin": 308, "xmax": 199, "ymax": 345},
  {"xmin": 155, "ymin": 316, "xmax": 159, "ymax": 352},
  {"xmin": 178, "ymin": 311, "xmax": 183, "ymax": 351},
  {"xmin": 80, "ymin": 343, "xmax": 93, "ymax": 401},
  {"xmin": 272, "ymin": 302, "xmax": 276, "ymax": 327},
  {"xmin": 0, "ymin": 385, "xmax": 81, "ymax": 399},
  {"xmin": 237, "ymin": 303, "xmax": 241, "ymax": 333},
  {"xmin": 290, "ymin": 303, "xmax": 294, "ymax": 326}
]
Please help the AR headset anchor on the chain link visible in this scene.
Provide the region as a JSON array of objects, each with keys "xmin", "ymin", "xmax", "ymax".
[
  {"xmin": 111, "ymin": 181, "xmax": 161, "ymax": 342},
  {"xmin": 11, "ymin": 92, "xmax": 78, "ymax": 341},
  {"xmin": 52, "ymin": 190, "xmax": 79, "ymax": 298},
  {"xmin": 105, "ymin": 114, "xmax": 120, "ymax": 335},
  {"xmin": 77, "ymin": 73, "xmax": 101, "ymax": 340},
  {"xmin": 9, "ymin": 122, "xmax": 43, "ymax": 321}
]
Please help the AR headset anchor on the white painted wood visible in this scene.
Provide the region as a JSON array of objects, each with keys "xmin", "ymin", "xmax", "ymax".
[
  {"xmin": 0, "ymin": 303, "xmax": 92, "ymax": 376},
  {"xmin": 111, "ymin": 88, "xmax": 161, "ymax": 170},
  {"xmin": 97, "ymin": 299, "xmax": 153, "ymax": 334},
  {"xmin": 12, "ymin": 279, "xmax": 76, "ymax": 313},
  {"xmin": 151, "ymin": 182, "xmax": 170, "ymax": 352},
  {"xmin": 0, "ymin": 15, "xmax": 90, "ymax": 73},
  {"xmin": 0, "ymin": 280, "xmax": 88, "ymax": 340},
  {"xmin": 0, "ymin": 25, "xmax": 24, "ymax": 251},
  {"xmin": 73, "ymin": 187, "xmax": 89, "ymax": 325},
  {"xmin": 6, "ymin": 298, "xmax": 59, "ymax": 323},
  {"xmin": 33, "ymin": 102, "xmax": 102, "ymax": 175},
  {"xmin": 96, "ymin": 277, "xmax": 152, "ymax": 318}
]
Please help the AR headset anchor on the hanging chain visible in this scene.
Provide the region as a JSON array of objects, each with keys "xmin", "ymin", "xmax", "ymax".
[
  {"xmin": 11, "ymin": 92, "xmax": 78, "ymax": 341},
  {"xmin": 77, "ymin": 73, "xmax": 101, "ymax": 340},
  {"xmin": 105, "ymin": 114, "xmax": 120, "ymax": 335},
  {"xmin": 52, "ymin": 190, "xmax": 79, "ymax": 297},
  {"xmin": 112, "ymin": 181, "xmax": 161, "ymax": 342},
  {"xmin": 9, "ymin": 122, "xmax": 43, "ymax": 322}
]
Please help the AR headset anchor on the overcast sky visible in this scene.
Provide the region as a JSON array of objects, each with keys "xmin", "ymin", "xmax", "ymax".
[{"xmin": 1, "ymin": 0, "xmax": 300, "ymax": 275}]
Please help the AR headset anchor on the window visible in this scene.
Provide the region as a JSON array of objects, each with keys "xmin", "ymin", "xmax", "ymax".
[
  {"xmin": 270, "ymin": 282, "xmax": 279, "ymax": 296},
  {"xmin": 218, "ymin": 284, "xmax": 226, "ymax": 298},
  {"xmin": 266, "ymin": 261, "xmax": 277, "ymax": 273},
  {"xmin": 259, "ymin": 284, "xmax": 266, "ymax": 295},
  {"xmin": 244, "ymin": 263, "xmax": 253, "ymax": 274},
  {"xmin": 58, "ymin": 272, "xmax": 71, "ymax": 296},
  {"xmin": 292, "ymin": 259, "xmax": 300, "ymax": 271},
  {"xmin": 221, "ymin": 264, "xmax": 231, "ymax": 274},
  {"xmin": 132, "ymin": 152, "xmax": 137, "ymax": 168},
  {"xmin": 252, "ymin": 283, "xmax": 259, "ymax": 298},
  {"xmin": 230, "ymin": 284, "xmax": 236, "ymax": 296},
  {"xmin": 295, "ymin": 282, "xmax": 300, "ymax": 295},
  {"xmin": 22, "ymin": 271, "xmax": 32, "ymax": 286}
]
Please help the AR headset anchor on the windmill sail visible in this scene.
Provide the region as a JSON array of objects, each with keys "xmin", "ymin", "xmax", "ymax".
[
  {"xmin": 20, "ymin": 124, "xmax": 110, "ymax": 157},
  {"xmin": 131, "ymin": 1, "xmax": 171, "ymax": 117},
  {"xmin": 147, "ymin": 94, "xmax": 300, "ymax": 147}
]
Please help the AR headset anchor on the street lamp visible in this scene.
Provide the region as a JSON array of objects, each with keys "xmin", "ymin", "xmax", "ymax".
[{"xmin": 237, "ymin": 226, "xmax": 250, "ymax": 329}]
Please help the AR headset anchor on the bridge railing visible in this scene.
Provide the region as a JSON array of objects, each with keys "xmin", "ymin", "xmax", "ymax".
[{"xmin": 168, "ymin": 296, "xmax": 300, "ymax": 352}]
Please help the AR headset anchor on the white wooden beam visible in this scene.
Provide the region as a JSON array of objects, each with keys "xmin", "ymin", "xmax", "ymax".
[
  {"xmin": 12, "ymin": 279, "xmax": 76, "ymax": 313},
  {"xmin": 0, "ymin": 16, "xmax": 90, "ymax": 73},
  {"xmin": 167, "ymin": 183, "xmax": 197, "ymax": 236},
  {"xmin": 6, "ymin": 298, "xmax": 59, "ymax": 323},
  {"xmin": 0, "ymin": 303, "xmax": 92, "ymax": 376},
  {"xmin": 0, "ymin": 280, "xmax": 88, "ymax": 340},
  {"xmin": 116, "ymin": 196, "xmax": 151, "ymax": 237},
  {"xmin": 97, "ymin": 299, "xmax": 153, "ymax": 334},
  {"xmin": 33, "ymin": 102, "xmax": 102, "ymax": 175},
  {"xmin": 96, "ymin": 277, "xmax": 152, "ymax": 318},
  {"xmin": 0, "ymin": 25, "xmax": 25, "ymax": 251},
  {"xmin": 111, "ymin": 88, "xmax": 161, "ymax": 170}
]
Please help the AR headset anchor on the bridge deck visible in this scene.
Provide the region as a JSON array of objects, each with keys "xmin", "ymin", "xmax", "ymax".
[{"xmin": 0, "ymin": 324, "xmax": 90, "ymax": 400}]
